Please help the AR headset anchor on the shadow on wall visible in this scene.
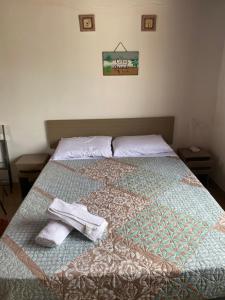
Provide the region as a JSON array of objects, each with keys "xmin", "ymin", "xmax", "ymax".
[{"xmin": 188, "ymin": 118, "xmax": 211, "ymax": 148}]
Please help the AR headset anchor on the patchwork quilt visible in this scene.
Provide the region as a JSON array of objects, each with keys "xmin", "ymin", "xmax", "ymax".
[{"xmin": 0, "ymin": 157, "xmax": 225, "ymax": 300}]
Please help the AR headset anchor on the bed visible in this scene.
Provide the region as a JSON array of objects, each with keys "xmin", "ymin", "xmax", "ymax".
[{"xmin": 1, "ymin": 117, "xmax": 225, "ymax": 300}]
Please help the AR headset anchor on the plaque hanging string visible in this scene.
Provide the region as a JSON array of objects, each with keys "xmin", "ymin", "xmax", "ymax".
[{"xmin": 113, "ymin": 42, "xmax": 127, "ymax": 52}]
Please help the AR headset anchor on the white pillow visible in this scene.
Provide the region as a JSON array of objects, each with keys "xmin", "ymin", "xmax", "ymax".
[
  {"xmin": 52, "ymin": 136, "xmax": 112, "ymax": 160},
  {"xmin": 113, "ymin": 135, "xmax": 172, "ymax": 157}
]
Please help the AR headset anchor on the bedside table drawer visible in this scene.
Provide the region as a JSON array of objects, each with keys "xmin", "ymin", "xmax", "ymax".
[
  {"xmin": 18, "ymin": 170, "xmax": 40, "ymax": 182},
  {"xmin": 15, "ymin": 153, "xmax": 50, "ymax": 199},
  {"xmin": 186, "ymin": 159, "xmax": 213, "ymax": 169},
  {"xmin": 177, "ymin": 148, "xmax": 213, "ymax": 186},
  {"xmin": 191, "ymin": 168, "xmax": 212, "ymax": 175}
]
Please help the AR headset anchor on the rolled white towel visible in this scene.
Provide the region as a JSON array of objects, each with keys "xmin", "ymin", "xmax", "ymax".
[
  {"xmin": 47, "ymin": 198, "xmax": 108, "ymax": 242},
  {"xmin": 35, "ymin": 203, "xmax": 87, "ymax": 247}
]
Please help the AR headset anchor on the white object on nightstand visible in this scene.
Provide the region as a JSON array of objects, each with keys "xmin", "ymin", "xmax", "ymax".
[{"xmin": 189, "ymin": 146, "xmax": 201, "ymax": 153}]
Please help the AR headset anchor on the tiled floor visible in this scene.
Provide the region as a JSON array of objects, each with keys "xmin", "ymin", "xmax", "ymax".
[{"xmin": 0, "ymin": 180, "xmax": 225, "ymax": 221}]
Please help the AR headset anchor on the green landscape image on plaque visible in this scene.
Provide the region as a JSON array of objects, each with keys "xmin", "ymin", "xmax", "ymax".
[{"xmin": 102, "ymin": 51, "xmax": 139, "ymax": 76}]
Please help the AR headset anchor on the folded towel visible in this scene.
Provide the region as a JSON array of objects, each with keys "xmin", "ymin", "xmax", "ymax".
[
  {"xmin": 35, "ymin": 203, "xmax": 87, "ymax": 247},
  {"xmin": 47, "ymin": 198, "xmax": 108, "ymax": 242}
]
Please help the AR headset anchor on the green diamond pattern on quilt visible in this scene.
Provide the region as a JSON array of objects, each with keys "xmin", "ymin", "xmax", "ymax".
[
  {"xmin": 184, "ymin": 230, "xmax": 225, "ymax": 299},
  {"xmin": 0, "ymin": 242, "xmax": 58, "ymax": 300},
  {"xmin": 35, "ymin": 160, "xmax": 104, "ymax": 203},
  {"xmin": 116, "ymin": 156, "xmax": 190, "ymax": 179},
  {"xmin": 114, "ymin": 167, "xmax": 177, "ymax": 199},
  {"xmin": 0, "ymin": 156, "xmax": 225, "ymax": 300},
  {"xmin": 117, "ymin": 202, "xmax": 209, "ymax": 266},
  {"xmin": 154, "ymin": 183, "xmax": 223, "ymax": 225}
]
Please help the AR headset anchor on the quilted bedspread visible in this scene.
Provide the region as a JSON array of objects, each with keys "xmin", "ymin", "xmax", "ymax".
[{"xmin": 1, "ymin": 157, "xmax": 225, "ymax": 300}]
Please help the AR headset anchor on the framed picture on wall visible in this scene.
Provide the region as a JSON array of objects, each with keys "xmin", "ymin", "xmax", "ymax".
[
  {"xmin": 141, "ymin": 15, "xmax": 157, "ymax": 31},
  {"xmin": 102, "ymin": 51, "xmax": 139, "ymax": 76},
  {"xmin": 79, "ymin": 15, "xmax": 95, "ymax": 31}
]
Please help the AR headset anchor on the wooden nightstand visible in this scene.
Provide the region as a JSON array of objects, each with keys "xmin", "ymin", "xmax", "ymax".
[
  {"xmin": 15, "ymin": 153, "xmax": 50, "ymax": 198},
  {"xmin": 178, "ymin": 148, "xmax": 213, "ymax": 185}
]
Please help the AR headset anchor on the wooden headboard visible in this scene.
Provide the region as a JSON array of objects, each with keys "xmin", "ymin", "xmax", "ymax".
[{"xmin": 46, "ymin": 116, "xmax": 175, "ymax": 148}]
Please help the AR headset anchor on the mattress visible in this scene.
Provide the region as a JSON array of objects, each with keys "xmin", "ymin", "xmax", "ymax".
[{"xmin": 0, "ymin": 156, "xmax": 225, "ymax": 300}]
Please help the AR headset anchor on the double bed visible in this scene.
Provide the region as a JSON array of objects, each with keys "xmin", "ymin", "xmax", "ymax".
[{"xmin": 1, "ymin": 117, "xmax": 225, "ymax": 300}]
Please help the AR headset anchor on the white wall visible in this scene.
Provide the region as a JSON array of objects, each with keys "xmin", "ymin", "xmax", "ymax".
[
  {"xmin": 211, "ymin": 41, "xmax": 225, "ymax": 190},
  {"xmin": 188, "ymin": 1, "xmax": 225, "ymax": 147},
  {"xmin": 0, "ymin": 0, "xmax": 225, "ymax": 179}
]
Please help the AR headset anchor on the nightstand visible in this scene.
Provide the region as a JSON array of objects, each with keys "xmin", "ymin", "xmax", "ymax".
[
  {"xmin": 15, "ymin": 153, "xmax": 50, "ymax": 198},
  {"xmin": 178, "ymin": 148, "xmax": 213, "ymax": 185}
]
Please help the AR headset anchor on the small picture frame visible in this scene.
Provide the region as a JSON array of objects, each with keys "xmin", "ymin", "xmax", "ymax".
[
  {"xmin": 141, "ymin": 15, "xmax": 157, "ymax": 31},
  {"xmin": 79, "ymin": 14, "xmax": 95, "ymax": 32}
]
